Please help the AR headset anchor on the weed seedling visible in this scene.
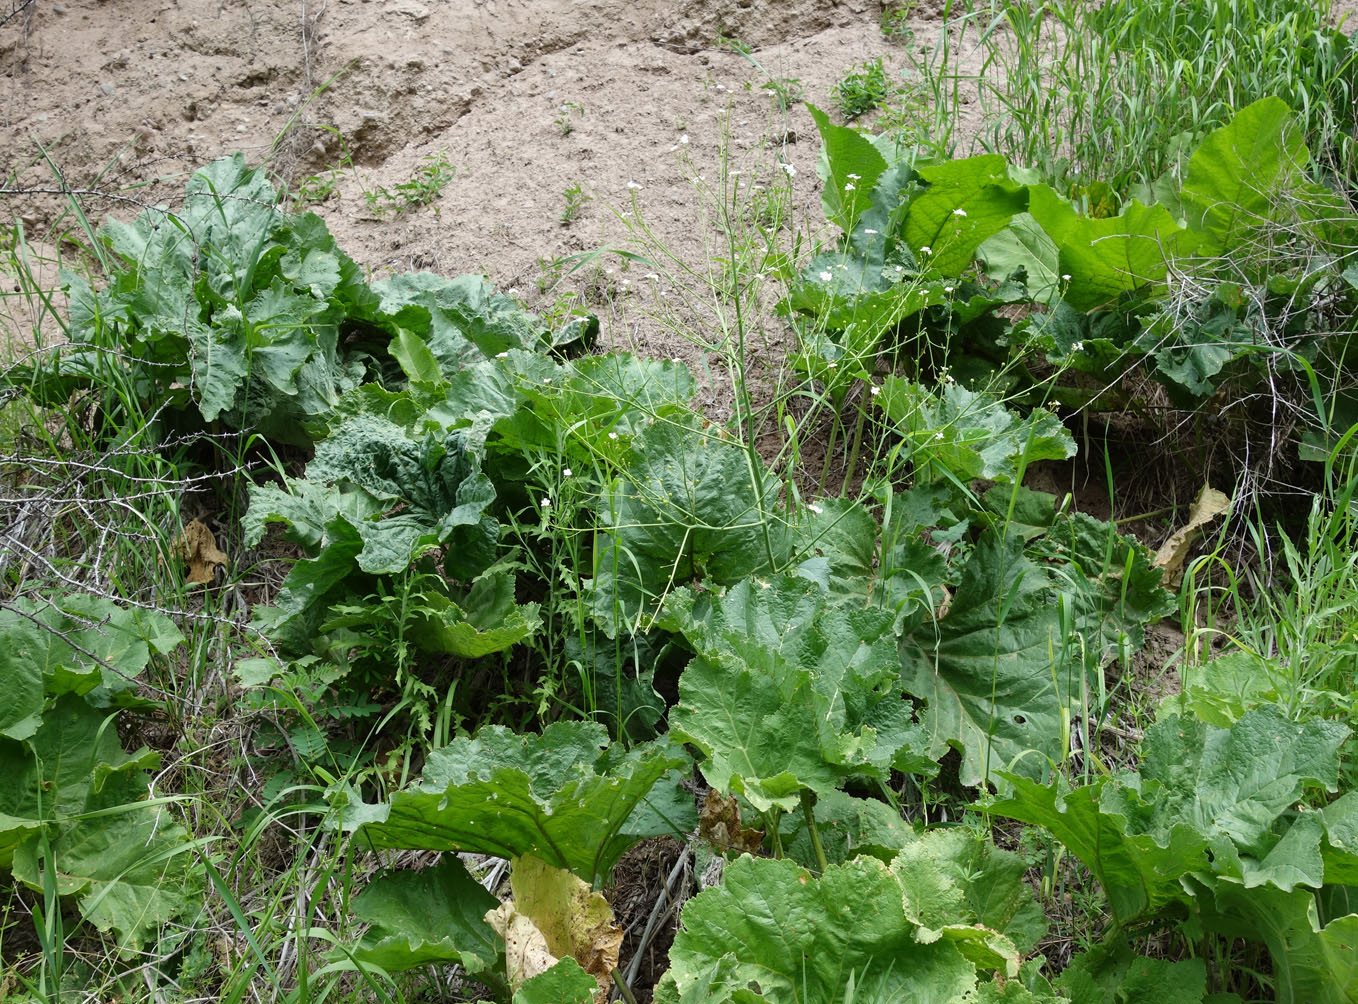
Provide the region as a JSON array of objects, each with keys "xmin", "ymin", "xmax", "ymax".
[
  {"xmin": 364, "ymin": 148, "xmax": 455, "ymax": 216},
  {"xmin": 555, "ymin": 101, "xmax": 583, "ymax": 136},
  {"xmin": 561, "ymin": 181, "xmax": 590, "ymax": 225},
  {"xmin": 833, "ymin": 57, "xmax": 891, "ymax": 121}
]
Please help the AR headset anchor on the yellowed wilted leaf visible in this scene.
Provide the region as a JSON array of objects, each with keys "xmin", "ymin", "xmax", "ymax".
[
  {"xmin": 174, "ymin": 518, "xmax": 228, "ymax": 585},
  {"xmin": 511, "ymin": 854, "xmax": 623, "ymax": 1002},
  {"xmin": 1153, "ymin": 485, "xmax": 1231, "ymax": 584},
  {"xmin": 484, "ymin": 900, "xmax": 558, "ymax": 991}
]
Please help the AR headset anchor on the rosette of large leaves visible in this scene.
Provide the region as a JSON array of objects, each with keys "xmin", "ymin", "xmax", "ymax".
[
  {"xmin": 246, "ymin": 414, "xmax": 501, "ymax": 647},
  {"xmin": 662, "ymin": 576, "xmax": 929, "ymax": 811},
  {"xmin": 2, "ymin": 697, "xmax": 203, "ymax": 951}
]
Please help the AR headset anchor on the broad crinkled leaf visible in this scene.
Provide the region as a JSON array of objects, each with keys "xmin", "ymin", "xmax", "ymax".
[
  {"xmin": 878, "ymin": 379, "xmax": 1075, "ymax": 485},
  {"xmin": 991, "ymin": 708, "xmax": 1349, "ymax": 927},
  {"xmin": 1057, "ymin": 945, "xmax": 1208, "ymax": 1004},
  {"xmin": 589, "ymin": 416, "xmax": 793, "ymax": 635},
  {"xmin": 660, "ymin": 854, "xmax": 983, "ymax": 1003},
  {"xmin": 409, "ymin": 572, "xmax": 541, "ymax": 658},
  {"xmin": 262, "ymin": 415, "xmax": 498, "ymax": 576},
  {"xmin": 344, "ymin": 856, "xmax": 500, "ymax": 973},
  {"xmin": 371, "ymin": 271, "xmax": 537, "ymax": 370},
  {"xmin": 663, "ymin": 576, "xmax": 918, "ymax": 811},
  {"xmin": 899, "ymin": 532, "xmax": 1074, "ymax": 786},
  {"xmin": 339, "ymin": 723, "xmax": 688, "ymax": 885}
]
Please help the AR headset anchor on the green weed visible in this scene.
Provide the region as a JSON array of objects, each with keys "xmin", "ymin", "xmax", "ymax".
[
  {"xmin": 364, "ymin": 148, "xmax": 455, "ymax": 216},
  {"xmin": 832, "ymin": 57, "xmax": 891, "ymax": 121}
]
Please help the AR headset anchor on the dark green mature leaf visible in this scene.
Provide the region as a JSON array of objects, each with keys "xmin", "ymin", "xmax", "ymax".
[
  {"xmin": 345, "ymin": 856, "xmax": 500, "ymax": 973},
  {"xmin": 1058, "ymin": 944, "xmax": 1208, "ymax": 1004},
  {"xmin": 253, "ymin": 416, "xmax": 497, "ymax": 578},
  {"xmin": 663, "ymin": 576, "xmax": 919, "ymax": 811},
  {"xmin": 877, "ymin": 379, "xmax": 1075, "ymax": 485},
  {"xmin": 339, "ymin": 723, "xmax": 688, "ymax": 885},
  {"xmin": 1188, "ymin": 879, "xmax": 1358, "ymax": 1004},
  {"xmin": 899, "ymin": 532, "xmax": 1074, "ymax": 786},
  {"xmin": 991, "ymin": 708, "xmax": 1349, "ymax": 927},
  {"xmin": 588, "ymin": 416, "xmax": 793, "ymax": 635},
  {"xmin": 1031, "ymin": 512, "xmax": 1174, "ymax": 668},
  {"xmin": 3, "ymin": 697, "xmax": 201, "ymax": 949},
  {"xmin": 659, "ymin": 853, "xmax": 1017, "ymax": 1003}
]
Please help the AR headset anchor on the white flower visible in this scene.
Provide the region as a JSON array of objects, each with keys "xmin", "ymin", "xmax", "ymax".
[
  {"xmin": 1071, "ymin": 341, "xmax": 1085, "ymax": 352},
  {"xmin": 869, "ymin": 385, "xmax": 880, "ymax": 396},
  {"xmin": 919, "ymin": 246, "xmax": 932, "ymax": 255},
  {"xmin": 827, "ymin": 361, "xmax": 837, "ymax": 369},
  {"xmin": 543, "ymin": 377, "xmax": 552, "ymax": 384},
  {"xmin": 847, "ymin": 173, "xmax": 861, "ymax": 180},
  {"xmin": 844, "ymin": 182, "xmax": 855, "ymax": 191},
  {"xmin": 496, "ymin": 351, "xmax": 509, "ymax": 359},
  {"xmin": 944, "ymin": 286, "xmax": 954, "ymax": 293},
  {"xmin": 679, "ymin": 134, "xmax": 689, "ymax": 144},
  {"xmin": 608, "ymin": 431, "xmax": 619, "ymax": 440},
  {"xmin": 1061, "ymin": 273, "xmax": 1072, "ymax": 281},
  {"xmin": 864, "ymin": 228, "xmax": 878, "ymax": 234},
  {"xmin": 541, "ymin": 497, "xmax": 551, "ymax": 508},
  {"xmin": 819, "ymin": 270, "xmax": 833, "ymax": 282},
  {"xmin": 780, "ymin": 162, "xmax": 796, "ymax": 177},
  {"xmin": 952, "ymin": 208, "xmax": 967, "ymax": 217},
  {"xmin": 808, "ymin": 503, "xmax": 824, "ymax": 515},
  {"xmin": 562, "ymin": 468, "xmax": 573, "ymax": 477},
  {"xmin": 671, "ymin": 356, "xmax": 683, "ymax": 364},
  {"xmin": 645, "ymin": 273, "xmax": 660, "ymax": 281},
  {"xmin": 626, "ymin": 180, "xmax": 643, "ymax": 190},
  {"xmin": 934, "ymin": 431, "xmax": 945, "ymax": 441}
]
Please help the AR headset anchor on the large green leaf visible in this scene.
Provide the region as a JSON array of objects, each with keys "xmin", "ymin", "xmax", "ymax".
[
  {"xmin": 338, "ymin": 723, "xmax": 689, "ymax": 885},
  {"xmin": 3, "ymin": 697, "xmax": 202, "ymax": 949},
  {"xmin": 1180, "ymin": 96, "xmax": 1308, "ymax": 257},
  {"xmin": 588, "ymin": 416, "xmax": 793, "ymax": 635},
  {"xmin": 877, "ymin": 379, "xmax": 1075, "ymax": 485},
  {"xmin": 904, "ymin": 155, "xmax": 1029, "ymax": 277},
  {"xmin": 513, "ymin": 957, "xmax": 597, "ymax": 1004},
  {"xmin": 1188, "ymin": 878, "xmax": 1358, "ymax": 1004},
  {"xmin": 1026, "ymin": 186, "xmax": 1188, "ymax": 311},
  {"xmin": 990, "ymin": 708, "xmax": 1349, "ymax": 927},
  {"xmin": 899, "ymin": 532, "xmax": 1074, "ymax": 786},
  {"xmin": 344, "ymin": 856, "xmax": 500, "ymax": 973},
  {"xmin": 408, "ymin": 571, "xmax": 541, "ymax": 658},
  {"xmin": 657, "ymin": 852, "xmax": 1015, "ymax": 1004},
  {"xmin": 663, "ymin": 576, "xmax": 921, "ymax": 811},
  {"xmin": 807, "ymin": 103, "xmax": 890, "ymax": 235}
]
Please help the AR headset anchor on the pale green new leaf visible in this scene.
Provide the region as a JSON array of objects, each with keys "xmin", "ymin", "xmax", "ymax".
[
  {"xmin": 663, "ymin": 576, "xmax": 918, "ymax": 811},
  {"xmin": 877, "ymin": 379, "xmax": 1075, "ymax": 485},
  {"xmin": 513, "ymin": 957, "xmax": 597, "ymax": 1004},
  {"xmin": 340, "ymin": 723, "xmax": 688, "ymax": 885},
  {"xmin": 1181, "ymin": 96, "xmax": 1308, "ymax": 256},
  {"xmin": 409, "ymin": 572, "xmax": 541, "ymax": 658},
  {"xmin": 904, "ymin": 155, "xmax": 1029, "ymax": 277},
  {"xmin": 661, "ymin": 855, "xmax": 977, "ymax": 1004},
  {"xmin": 344, "ymin": 856, "xmax": 500, "ymax": 973}
]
